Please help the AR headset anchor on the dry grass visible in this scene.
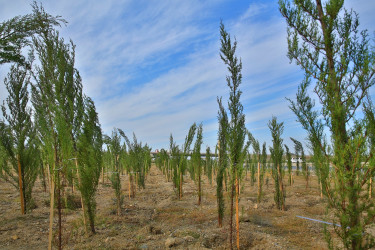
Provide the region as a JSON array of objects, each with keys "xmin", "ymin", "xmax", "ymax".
[{"xmin": 0, "ymin": 164, "xmax": 353, "ymax": 249}]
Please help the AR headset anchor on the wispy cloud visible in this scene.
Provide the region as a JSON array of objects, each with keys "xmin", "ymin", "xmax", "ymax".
[{"xmin": 1, "ymin": 0, "xmax": 374, "ymax": 151}]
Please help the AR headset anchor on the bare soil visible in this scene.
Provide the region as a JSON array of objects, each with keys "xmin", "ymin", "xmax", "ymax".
[{"xmin": 0, "ymin": 165, "xmax": 336, "ymax": 249}]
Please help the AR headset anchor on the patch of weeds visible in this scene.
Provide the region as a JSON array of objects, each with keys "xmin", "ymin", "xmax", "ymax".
[
  {"xmin": 179, "ymin": 230, "xmax": 200, "ymax": 239},
  {"xmin": 250, "ymin": 213, "xmax": 272, "ymax": 227}
]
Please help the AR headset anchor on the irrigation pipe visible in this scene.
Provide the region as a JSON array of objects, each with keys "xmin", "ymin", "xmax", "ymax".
[{"xmin": 296, "ymin": 215, "xmax": 342, "ymax": 227}]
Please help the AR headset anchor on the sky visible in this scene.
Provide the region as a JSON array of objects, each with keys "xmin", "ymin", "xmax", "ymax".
[{"xmin": 1, "ymin": 0, "xmax": 374, "ymax": 153}]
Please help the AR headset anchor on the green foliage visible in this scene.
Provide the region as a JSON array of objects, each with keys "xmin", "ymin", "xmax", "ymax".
[
  {"xmin": 204, "ymin": 146, "xmax": 213, "ymax": 185},
  {"xmin": 280, "ymin": 0, "xmax": 375, "ymax": 248},
  {"xmin": 191, "ymin": 123, "xmax": 203, "ymax": 204},
  {"xmin": 0, "ymin": 64, "xmax": 40, "ymax": 213},
  {"xmin": 32, "ymin": 28, "xmax": 83, "ymax": 249},
  {"xmin": 176, "ymin": 123, "xmax": 197, "ymax": 198},
  {"xmin": 103, "ymin": 128, "xmax": 124, "ymax": 215},
  {"xmin": 219, "ymin": 22, "xmax": 250, "ymax": 248},
  {"xmin": 291, "ymin": 138, "xmax": 309, "ymax": 187},
  {"xmin": 284, "ymin": 145, "xmax": 292, "ymax": 186},
  {"xmin": 123, "ymin": 131, "xmax": 152, "ymax": 190},
  {"xmin": 0, "ymin": 1, "xmax": 66, "ymax": 66},
  {"xmin": 77, "ymin": 97, "xmax": 102, "ymax": 233},
  {"xmin": 155, "ymin": 148, "xmax": 170, "ymax": 180},
  {"xmin": 216, "ymin": 96, "xmax": 228, "ymax": 227},
  {"xmin": 268, "ymin": 116, "xmax": 285, "ymax": 210}
]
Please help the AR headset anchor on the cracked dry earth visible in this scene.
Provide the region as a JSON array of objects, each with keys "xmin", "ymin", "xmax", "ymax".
[{"xmin": 1, "ymin": 164, "xmax": 335, "ymax": 249}]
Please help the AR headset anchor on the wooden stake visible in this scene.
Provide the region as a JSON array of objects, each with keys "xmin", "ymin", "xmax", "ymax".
[
  {"xmin": 17, "ymin": 155, "xmax": 25, "ymax": 214},
  {"xmin": 179, "ymin": 171, "xmax": 182, "ymax": 199},
  {"xmin": 128, "ymin": 174, "xmax": 131, "ymax": 199},
  {"xmin": 48, "ymin": 170, "xmax": 55, "ymax": 250},
  {"xmin": 235, "ymin": 176, "xmax": 240, "ymax": 250},
  {"xmin": 257, "ymin": 161, "xmax": 260, "ymax": 204}
]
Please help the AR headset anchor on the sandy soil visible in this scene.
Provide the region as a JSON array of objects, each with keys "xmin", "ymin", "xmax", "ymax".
[{"xmin": 0, "ymin": 165, "xmax": 336, "ymax": 249}]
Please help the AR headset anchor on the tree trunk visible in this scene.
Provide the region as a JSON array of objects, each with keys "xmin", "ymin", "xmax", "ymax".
[
  {"xmin": 179, "ymin": 171, "xmax": 183, "ymax": 199},
  {"xmin": 102, "ymin": 166, "xmax": 105, "ymax": 184},
  {"xmin": 278, "ymin": 164, "xmax": 285, "ymax": 211},
  {"xmin": 257, "ymin": 161, "xmax": 260, "ymax": 204},
  {"xmin": 57, "ymin": 171, "xmax": 62, "ymax": 250},
  {"xmin": 129, "ymin": 174, "xmax": 131, "ymax": 199},
  {"xmin": 48, "ymin": 171, "xmax": 55, "ymax": 250},
  {"xmin": 117, "ymin": 193, "xmax": 121, "ymax": 216},
  {"xmin": 235, "ymin": 176, "xmax": 240, "ymax": 250},
  {"xmin": 87, "ymin": 202, "xmax": 96, "ymax": 234},
  {"xmin": 198, "ymin": 168, "xmax": 201, "ymax": 205},
  {"xmin": 75, "ymin": 159, "xmax": 87, "ymax": 233},
  {"xmin": 370, "ymin": 178, "xmax": 372, "ymax": 199},
  {"xmin": 17, "ymin": 156, "xmax": 25, "ymax": 214},
  {"xmin": 230, "ymin": 180, "xmax": 234, "ymax": 250}
]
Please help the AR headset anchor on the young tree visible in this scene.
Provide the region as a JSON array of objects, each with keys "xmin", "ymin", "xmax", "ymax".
[
  {"xmin": 177, "ymin": 123, "xmax": 197, "ymax": 199},
  {"xmin": 292, "ymin": 138, "xmax": 300, "ymax": 176},
  {"xmin": 103, "ymin": 128, "xmax": 124, "ymax": 216},
  {"xmin": 122, "ymin": 131, "xmax": 152, "ymax": 193},
  {"xmin": 268, "ymin": 116, "xmax": 286, "ymax": 211},
  {"xmin": 204, "ymin": 146, "xmax": 213, "ymax": 185},
  {"xmin": 32, "ymin": 29, "xmax": 82, "ymax": 250},
  {"xmin": 219, "ymin": 22, "xmax": 250, "ymax": 249},
  {"xmin": 76, "ymin": 97, "xmax": 102, "ymax": 234},
  {"xmin": 217, "ymin": 97, "xmax": 228, "ymax": 228},
  {"xmin": 191, "ymin": 123, "xmax": 203, "ymax": 205},
  {"xmin": 291, "ymin": 138, "xmax": 309, "ymax": 188},
  {"xmin": 284, "ymin": 145, "xmax": 293, "ymax": 186},
  {"xmin": 280, "ymin": 0, "xmax": 375, "ymax": 248},
  {"xmin": 260, "ymin": 142, "xmax": 267, "ymax": 198},
  {"xmin": 248, "ymin": 132, "xmax": 262, "ymax": 204},
  {"xmin": 0, "ymin": 1, "xmax": 66, "ymax": 66},
  {"xmin": 0, "ymin": 64, "xmax": 39, "ymax": 214}
]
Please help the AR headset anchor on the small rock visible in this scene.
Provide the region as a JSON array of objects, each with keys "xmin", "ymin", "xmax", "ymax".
[
  {"xmin": 165, "ymin": 237, "xmax": 176, "ymax": 248},
  {"xmin": 11, "ymin": 235, "xmax": 18, "ymax": 240},
  {"xmin": 184, "ymin": 235, "xmax": 195, "ymax": 242}
]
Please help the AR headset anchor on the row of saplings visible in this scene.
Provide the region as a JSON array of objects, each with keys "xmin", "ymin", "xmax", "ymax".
[
  {"xmin": 1, "ymin": 1, "xmax": 375, "ymax": 249},
  {"xmin": 0, "ymin": 5, "xmax": 152, "ymax": 249},
  {"xmin": 153, "ymin": 120, "xmax": 330, "ymax": 249}
]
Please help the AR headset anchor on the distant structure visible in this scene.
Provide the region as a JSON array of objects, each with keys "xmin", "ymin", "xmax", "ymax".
[{"xmin": 291, "ymin": 157, "xmax": 303, "ymax": 163}]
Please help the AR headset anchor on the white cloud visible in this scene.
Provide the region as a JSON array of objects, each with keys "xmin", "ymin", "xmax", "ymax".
[{"xmin": 1, "ymin": 0, "xmax": 374, "ymax": 152}]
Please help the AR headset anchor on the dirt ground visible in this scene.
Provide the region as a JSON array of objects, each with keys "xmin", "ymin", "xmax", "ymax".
[{"xmin": 0, "ymin": 165, "xmax": 339, "ymax": 249}]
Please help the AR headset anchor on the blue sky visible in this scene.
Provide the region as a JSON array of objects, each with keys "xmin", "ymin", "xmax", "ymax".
[{"xmin": 1, "ymin": 0, "xmax": 374, "ymax": 153}]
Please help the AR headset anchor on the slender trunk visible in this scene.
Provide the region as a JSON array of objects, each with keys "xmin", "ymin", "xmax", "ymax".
[
  {"xmin": 257, "ymin": 161, "xmax": 260, "ymax": 204},
  {"xmin": 128, "ymin": 174, "xmax": 131, "ymax": 199},
  {"xmin": 235, "ymin": 176, "xmax": 240, "ymax": 250},
  {"xmin": 320, "ymin": 180, "xmax": 323, "ymax": 198},
  {"xmin": 370, "ymin": 178, "xmax": 372, "ymax": 199},
  {"xmin": 198, "ymin": 173, "xmax": 201, "ymax": 205},
  {"xmin": 87, "ymin": 202, "xmax": 96, "ymax": 234},
  {"xmin": 136, "ymin": 172, "xmax": 138, "ymax": 190},
  {"xmin": 117, "ymin": 193, "xmax": 121, "ymax": 216},
  {"xmin": 102, "ymin": 166, "xmax": 104, "ymax": 184},
  {"xmin": 278, "ymin": 164, "xmax": 285, "ymax": 211},
  {"xmin": 291, "ymin": 172, "xmax": 293, "ymax": 186},
  {"xmin": 41, "ymin": 163, "xmax": 47, "ymax": 193},
  {"xmin": 48, "ymin": 171, "xmax": 55, "ymax": 250},
  {"xmin": 17, "ymin": 156, "xmax": 25, "ymax": 214},
  {"xmin": 179, "ymin": 171, "xmax": 183, "ymax": 199},
  {"xmin": 230, "ymin": 180, "xmax": 234, "ymax": 250},
  {"xmin": 57, "ymin": 171, "xmax": 62, "ymax": 250},
  {"xmin": 75, "ymin": 159, "xmax": 87, "ymax": 233}
]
